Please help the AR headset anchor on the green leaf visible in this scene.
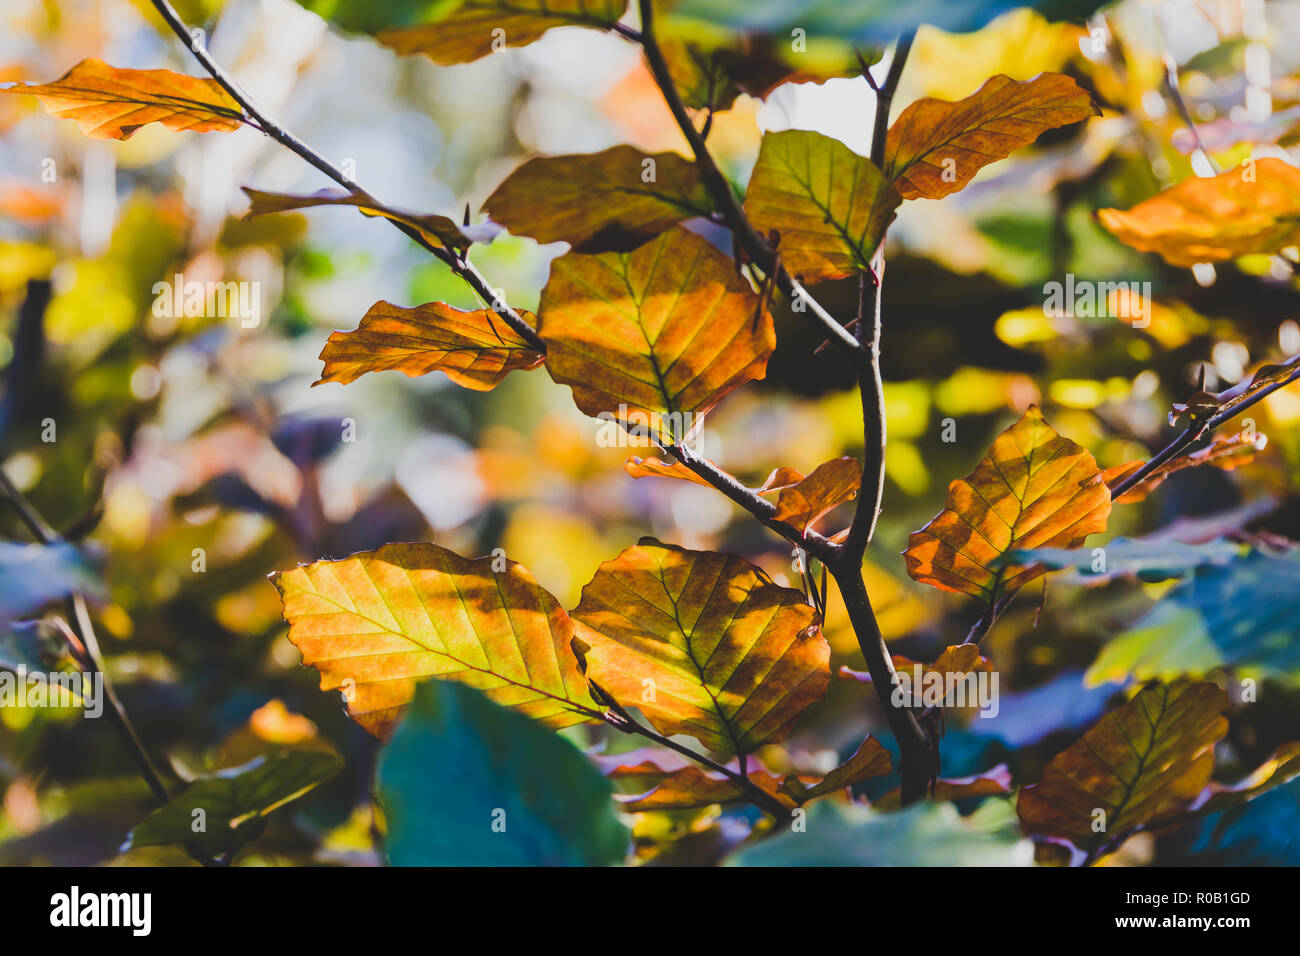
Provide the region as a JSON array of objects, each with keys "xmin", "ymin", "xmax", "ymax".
[
  {"xmin": 731, "ymin": 798, "xmax": 1033, "ymax": 866},
  {"xmin": 376, "ymin": 680, "xmax": 629, "ymax": 865},
  {"xmin": 743, "ymin": 129, "xmax": 900, "ymax": 283},
  {"xmin": 125, "ymin": 750, "xmax": 343, "ymax": 860},
  {"xmin": 1087, "ymin": 549, "xmax": 1300, "ymax": 685}
]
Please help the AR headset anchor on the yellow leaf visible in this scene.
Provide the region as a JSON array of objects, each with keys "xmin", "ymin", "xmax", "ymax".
[
  {"xmin": 744, "ymin": 129, "xmax": 900, "ymax": 283},
  {"xmin": 1098, "ymin": 158, "xmax": 1300, "ymax": 266},
  {"xmin": 768, "ymin": 456, "xmax": 860, "ymax": 533},
  {"xmin": 884, "ymin": 73, "xmax": 1098, "ymax": 200},
  {"xmin": 624, "ymin": 455, "xmax": 714, "ymax": 487},
  {"xmin": 377, "ymin": 0, "xmax": 628, "ymax": 65},
  {"xmin": 483, "ymin": 145, "xmax": 711, "ymax": 252},
  {"xmin": 570, "ymin": 539, "xmax": 828, "ymax": 757},
  {"xmin": 904, "ymin": 406, "xmax": 1111, "ymax": 603},
  {"xmin": 1017, "ymin": 679, "xmax": 1228, "ymax": 855},
  {"xmin": 314, "ymin": 300, "xmax": 543, "ymax": 390},
  {"xmin": 0, "ymin": 58, "xmax": 242, "ymax": 140},
  {"xmin": 538, "ymin": 225, "xmax": 773, "ymax": 435},
  {"xmin": 270, "ymin": 543, "xmax": 599, "ymax": 738}
]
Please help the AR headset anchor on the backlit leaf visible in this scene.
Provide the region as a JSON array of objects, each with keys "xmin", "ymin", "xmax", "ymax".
[
  {"xmin": 778, "ymin": 735, "xmax": 892, "ymax": 802},
  {"xmin": 126, "ymin": 750, "xmax": 342, "ymax": 860},
  {"xmin": 1103, "ymin": 431, "xmax": 1266, "ymax": 503},
  {"xmin": 376, "ymin": 0, "xmax": 629, "ymax": 64},
  {"xmin": 537, "ymin": 226, "xmax": 773, "ymax": 436},
  {"xmin": 482, "ymin": 146, "xmax": 712, "ymax": 252},
  {"xmin": 314, "ymin": 300, "xmax": 543, "ymax": 390},
  {"xmin": 0, "ymin": 58, "xmax": 243, "ymax": 140},
  {"xmin": 242, "ymin": 187, "xmax": 492, "ymax": 252},
  {"xmin": 768, "ymin": 456, "xmax": 860, "ymax": 533},
  {"xmin": 1016, "ymin": 679, "xmax": 1228, "ymax": 855},
  {"xmin": 884, "ymin": 73, "xmax": 1098, "ymax": 200},
  {"xmin": 599, "ymin": 750, "xmax": 793, "ymax": 811},
  {"xmin": 1098, "ymin": 158, "xmax": 1300, "ymax": 266},
  {"xmin": 624, "ymin": 454, "xmax": 713, "ymax": 487},
  {"xmin": 270, "ymin": 542, "xmax": 600, "ymax": 738},
  {"xmin": 569, "ymin": 539, "xmax": 828, "ymax": 757},
  {"xmin": 1193, "ymin": 743, "xmax": 1300, "ymax": 815},
  {"xmin": 904, "ymin": 406, "xmax": 1112, "ymax": 604},
  {"xmin": 377, "ymin": 680, "xmax": 628, "ymax": 865},
  {"xmin": 744, "ymin": 129, "xmax": 900, "ymax": 283}
]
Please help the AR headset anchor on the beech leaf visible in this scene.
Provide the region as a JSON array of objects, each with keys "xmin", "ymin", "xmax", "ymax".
[
  {"xmin": 569, "ymin": 539, "xmax": 828, "ymax": 757},
  {"xmin": 904, "ymin": 406, "xmax": 1112, "ymax": 604},
  {"xmin": 314, "ymin": 300, "xmax": 543, "ymax": 390},
  {"xmin": 768, "ymin": 456, "xmax": 861, "ymax": 533},
  {"xmin": 270, "ymin": 542, "xmax": 599, "ymax": 738}
]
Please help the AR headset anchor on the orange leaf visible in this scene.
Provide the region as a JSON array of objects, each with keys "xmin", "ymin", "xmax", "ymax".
[
  {"xmin": 1103, "ymin": 430, "xmax": 1267, "ymax": 504},
  {"xmin": 0, "ymin": 58, "xmax": 242, "ymax": 140},
  {"xmin": 1017, "ymin": 679, "xmax": 1228, "ymax": 855},
  {"xmin": 779, "ymin": 735, "xmax": 893, "ymax": 802},
  {"xmin": 570, "ymin": 539, "xmax": 828, "ymax": 758},
  {"xmin": 599, "ymin": 750, "xmax": 795, "ymax": 811},
  {"xmin": 623, "ymin": 455, "xmax": 713, "ymax": 487},
  {"xmin": 1098, "ymin": 158, "xmax": 1300, "ymax": 266},
  {"xmin": 768, "ymin": 456, "xmax": 860, "ymax": 533},
  {"xmin": 876, "ymin": 764, "xmax": 1012, "ymax": 809},
  {"xmin": 270, "ymin": 543, "xmax": 599, "ymax": 738},
  {"xmin": 538, "ymin": 226, "xmax": 773, "ymax": 436},
  {"xmin": 884, "ymin": 73, "xmax": 1098, "ymax": 200},
  {"xmin": 904, "ymin": 406, "xmax": 1111, "ymax": 603},
  {"xmin": 314, "ymin": 300, "xmax": 543, "ymax": 390}
]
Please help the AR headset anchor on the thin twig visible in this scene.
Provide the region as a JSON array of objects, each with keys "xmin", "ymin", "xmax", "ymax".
[{"xmin": 147, "ymin": 0, "xmax": 545, "ymax": 354}]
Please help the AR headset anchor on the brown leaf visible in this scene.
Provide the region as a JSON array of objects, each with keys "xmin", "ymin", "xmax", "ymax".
[
  {"xmin": 598, "ymin": 749, "xmax": 795, "ymax": 811},
  {"xmin": 1016, "ymin": 679, "xmax": 1228, "ymax": 855},
  {"xmin": 905, "ymin": 406, "xmax": 1112, "ymax": 604},
  {"xmin": 242, "ymin": 187, "xmax": 491, "ymax": 252},
  {"xmin": 377, "ymin": 0, "xmax": 628, "ymax": 65},
  {"xmin": 768, "ymin": 456, "xmax": 861, "ymax": 533},
  {"xmin": 1, "ymin": 58, "xmax": 243, "ymax": 140},
  {"xmin": 482, "ymin": 146, "xmax": 712, "ymax": 252},
  {"xmin": 1098, "ymin": 158, "xmax": 1300, "ymax": 266},
  {"xmin": 270, "ymin": 543, "xmax": 599, "ymax": 738},
  {"xmin": 884, "ymin": 73, "xmax": 1098, "ymax": 200},
  {"xmin": 538, "ymin": 226, "xmax": 773, "ymax": 436},
  {"xmin": 570, "ymin": 539, "xmax": 828, "ymax": 758},
  {"xmin": 314, "ymin": 300, "xmax": 543, "ymax": 391},
  {"xmin": 875, "ymin": 764, "xmax": 1012, "ymax": 809},
  {"xmin": 779, "ymin": 735, "xmax": 892, "ymax": 802},
  {"xmin": 1103, "ymin": 430, "xmax": 1267, "ymax": 504},
  {"xmin": 743, "ymin": 129, "xmax": 901, "ymax": 283}
]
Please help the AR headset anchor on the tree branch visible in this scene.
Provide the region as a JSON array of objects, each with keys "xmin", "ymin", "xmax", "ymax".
[
  {"xmin": 634, "ymin": 0, "xmax": 860, "ymax": 355},
  {"xmin": 147, "ymin": 0, "xmax": 545, "ymax": 354}
]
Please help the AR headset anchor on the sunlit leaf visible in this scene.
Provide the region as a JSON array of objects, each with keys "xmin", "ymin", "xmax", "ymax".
[
  {"xmin": 744, "ymin": 129, "xmax": 900, "ymax": 283},
  {"xmin": 375, "ymin": 0, "xmax": 629, "ymax": 64},
  {"xmin": 768, "ymin": 456, "xmax": 860, "ymax": 533},
  {"xmin": 884, "ymin": 73, "xmax": 1098, "ymax": 200},
  {"xmin": 537, "ymin": 226, "xmax": 773, "ymax": 436},
  {"xmin": 570, "ymin": 539, "xmax": 828, "ymax": 757},
  {"xmin": 599, "ymin": 749, "xmax": 793, "ymax": 810},
  {"xmin": 1016, "ymin": 679, "xmax": 1228, "ymax": 855},
  {"xmin": 0, "ymin": 58, "xmax": 243, "ymax": 140},
  {"xmin": 125, "ymin": 750, "xmax": 342, "ymax": 860},
  {"xmin": 778, "ymin": 735, "xmax": 892, "ymax": 802},
  {"xmin": 483, "ymin": 146, "xmax": 711, "ymax": 252},
  {"xmin": 270, "ymin": 542, "xmax": 600, "ymax": 738},
  {"xmin": 241, "ymin": 187, "xmax": 493, "ymax": 252},
  {"xmin": 377, "ymin": 680, "xmax": 628, "ymax": 865},
  {"xmin": 314, "ymin": 300, "xmax": 543, "ymax": 390},
  {"xmin": 1193, "ymin": 743, "xmax": 1300, "ymax": 816},
  {"xmin": 904, "ymin": 406, "xmax": 1112, "ymax": 604},
  {"xmin": 1098, "ymin": 158, "xmax": 1300, "ymax": 266},
  {"xmin": 624, "ymin": 454, "xmax": 713, "ymax": 486},
  {"xmin": 1102, "ymin": 430, "xmax": 1267, "ymax": 503}
]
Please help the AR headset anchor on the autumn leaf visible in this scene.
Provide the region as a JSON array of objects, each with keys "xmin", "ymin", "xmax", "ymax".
[
  {"xmin": 270, "ymin": 542, "xmax": 599, "ymax": 738},
  {"xmin": 241, "ymin": 187, "xmax": 494, "ymax": 252},
  {"xmin": 744, "ymin": 129, "xmax": 901, "ymax": 282},
  {"xmin": 314, "ymin": 300, "xmax": 543, "ymax": 390},
  {"xmin": 1192, "ymin": 743, "xmax": 1300, "ymax": 815},
  {"xmin": 768, "ymin": 456, "xmax": 860, "ymax": 533},
  {"xmin": 599, "ymin": 749, "xmax": 793, "ymax": 811},
  {"xmin": 890, "ymin": 643, "xmax": 994, "ymax": 678},
  {"xmin": 778, "ymin": 735, "xmax": 892, "ymax": 802},
  {"xmin": 884, "ymin": 73, "xmax": 1098, "ymax": 200},
  {"xmin": 1098, "ymin": 158, "xmax": 1300, "ymax": 266},
  {"xmin": 1103, "ymin": 430, "xmax": 1267, "ymax": 504},
  {"xmin": 0, "ymin": 58, "xmax": 243, "ymax": 140},
  {"xmin": 904, "ymin": 405, "xmax": 1111, "ymax": 604},
  {"xmin": 1016, "ymin": 679, "xmax": 1228, "ymax": 855},
  {"xmin": 624, "ymin": 454, "xmax": 713, "ymax": 486},
  {"xmin": 376, "ymin": 0, "xmax": 629, "ymax": 65},
  {"xmin": 482, "ymin": 146, "xmax": 712, "ymax": 252},
  {"xmin": 537, "ymin": 226, "xmax": 773, "ymax": 437},
  {"xmin": 569, "ymin": 539, "xmax": 828, "ymax": 757},
  {"xmin": 875, "ymin": 764, "xmax": 1012, "ymax": 809}
]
